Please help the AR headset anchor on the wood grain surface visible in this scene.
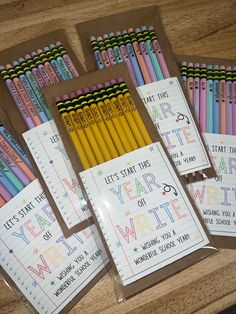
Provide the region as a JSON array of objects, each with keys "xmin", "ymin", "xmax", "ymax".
[{"xmin": 0, "ymin": 0, "xmax": 236, "ymax": 313}]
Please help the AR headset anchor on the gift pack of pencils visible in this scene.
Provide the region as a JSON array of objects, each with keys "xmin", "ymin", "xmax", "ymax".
[
  {"xmin": 177, "ymin": 55, "xmax": 236, "ymax": 248},
  {"xmin": 0, "ymin": 30, "xmax": 92, "ymax": 232},
  {"xmin": 0, "ymin": 109, "xmax": 108, "ymax": 314},
  {"xmin": 44, "ymin": 63, "xmax": 217, "ymax": 299},
  {"xmin": 77, "ymin": 6, "xmax": 216, "ymax": 183}
]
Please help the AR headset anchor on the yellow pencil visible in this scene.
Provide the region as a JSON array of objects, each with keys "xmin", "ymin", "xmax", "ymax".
[
  {"xmin": 79, "ymin": 90, "xmax": 111, "ymax": 162},
  {"xmin": 117, "ymin": 79, "xmax": 152, "ymax": 145},
  {"xmin": 75, "ymin": 91, "xmax": 104, "ymax": 164},
  {"xmin": 111, "ymin": 79, "xmax": 146, "ymax": 148},
  {"xmin": 98, "ymin": 83, "xmax": 132, "ymax": 153},
  {"xmin": 65, "ymin": 94, "xmax": 97, "ymax": 167},
  {"xmin": 56, "ymin": 97, "xmax": 90, "ymax": 169},
  {"xmin": 105, "ymin": 81, "xmax": 138, "ymax": 150},
  {"xmin": 92, "ymin": 86, "xmax": 125, "ymax": 156},
  {"xmin": 83, "ymin": 87, "xmax": 119, "ymax": 159}
]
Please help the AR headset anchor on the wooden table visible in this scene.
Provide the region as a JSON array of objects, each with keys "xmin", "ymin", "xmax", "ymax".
[{"xmin": 0, "ymin": 0, "xmax": 236, "ymax": 313}]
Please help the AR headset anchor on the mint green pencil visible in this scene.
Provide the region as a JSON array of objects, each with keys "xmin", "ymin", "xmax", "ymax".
[
  {"xmin": 141, "ymin": 26, "xmax": 164, "ymax": 80},
  {"xmin": 206, "ymin": 65, "xmax": 214, "ymax": 132},
  {"xmin": 0, "ymin": 159, "xmax": 24, "ymax": 191}
]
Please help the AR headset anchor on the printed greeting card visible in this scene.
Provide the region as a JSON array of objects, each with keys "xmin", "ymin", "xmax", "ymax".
[
  {"xmin": 189, "ymin": 134, "xmax": 236, "ymax": 238},
  {"xmin": 137, "ymin": 78, "xmax": 211, "ymax": 176},
  {"xmin": 23, "ymin": 120, "xmax": 90, "ymax": 229},
  {"xmin": 0, "ymin": 179, "xmax": 108, "ymax": 314},
  {"xmin": 80, "ymin": 142, "xmax": 210, "ymax": 286}
]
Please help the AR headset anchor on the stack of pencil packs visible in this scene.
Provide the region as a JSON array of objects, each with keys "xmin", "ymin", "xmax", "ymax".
[
  {"xmin": 90, "ymin": 26, "xmax": 170, "ymax": 86},
  {"xmin": 180, "ymin": 61, "xmax": 236, "ymax": 135},
  {"xmin": 0, "ymin": 41, "xmax": 79, "ymax": 129}
]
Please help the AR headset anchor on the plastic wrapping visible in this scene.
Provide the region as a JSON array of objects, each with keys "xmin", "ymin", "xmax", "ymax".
[
  {"xmin": 0, "ymin": 109, "xmax": 109, "ymax": 313},
  {"xmin": 44, "ymin": 63, "xmax": 218, "ymax": 301},
  {"xmin": 177, "ymin": 54, "xmax": 236, "ymax": 249},
  {"xmin": 76, "ymin": 5, "xmax": 216, "ymax": 183},
  {"xmin": 0, "ymin": 30, "xmax": 91, "ymax": 235}
]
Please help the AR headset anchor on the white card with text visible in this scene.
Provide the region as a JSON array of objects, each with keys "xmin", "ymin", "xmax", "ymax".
[
  {"xmin": 188, "ymin": 133, "xmax": 236, "ymax": 237},
  {"xmin": 0, "ymin": 179, "xmax": 108, "ymax": 314},
  {"xmin": 80, "ymin": 143, "xmax": 209, "ymax": 286},
  {"xmin": 137, "ymin": 78, "xmax": 211, "ymax": 175}
]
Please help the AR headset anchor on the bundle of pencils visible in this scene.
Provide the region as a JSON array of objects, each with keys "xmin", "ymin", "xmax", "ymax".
[
  {"xmin": 0, "ymin": 42, "xmax": 79, "ymax": 129},
  {"xmin": 0, "ymin": 122, "xmax": 35, "ymax": 207},
  {"xmin": 56, "ymin": 79, "xmax": 152, "ymax": 169},
  {"xmin": 90, "ymin": 26, "xmax": 170, "ymax": 86},
  {"xmin": 181, "ymin": 62, "xmax": 236, "ymax": 135}
]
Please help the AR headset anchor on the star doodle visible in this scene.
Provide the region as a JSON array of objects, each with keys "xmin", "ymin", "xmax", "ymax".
[
  {"xmin": 125, "ymin": 210, "xmax": 130, "ymax": 216},
  {"xmin": 149, "ymin": 146, "xmax": 154, "ymax": 152},
  {"xmin": 133, "ymin": 247, "xmax": 138, "ymax": 253},
  {"xmin": 115, "ymin": 241, "xmax": 122, "ymax": 248},
  {"xmin": 162, "ymin": 191, "xmax": 166, "ymax": 196},
  {"xmin": 9, "ymin": 249, "xmax": 14, "ymax": 254},
  {"xmin": 63, "ymin": 192, "xmax": 68, "ymax": 198},
  {"xmin": 220, "ymin": 141, "xmax": 224, "ymax": 145},
  {"xmin": 42, "ymin": 131, "xmax": 48, "ymax": 136},
  {"xmin": 127, "ymin": 161, "xmax": 132, "ymax": 166},
  {"xmin": 97, "ymin": 170, "xmax": 103, "ymax": 176},
  {"xmin": 176, "ymin": 119, "xmax": 179, "ymax": 122},
  {"xmin": 33, "ymin": 248, "xmax": 39, "ymax": 254},
  {"xmin": 50, "ymin": 281, "xmax": 55, "ymax": 286},
  {"xmin": 22, "ymin": 199, "xmax": 27, "ymax": 203},
  {"xmin": 49, "ymin": 160, "xmax": 54, "ymax": 164},
  {"xmin": 32, "ymin": 280, "xmax": 37, "ymax": 287}
]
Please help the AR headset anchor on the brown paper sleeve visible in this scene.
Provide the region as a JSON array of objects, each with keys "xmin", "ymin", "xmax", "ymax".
[
  {"xmin": 76, "ymin": 5, "xmax": 216, "ymax": 183},
  {"xmin": 0, "ymin": 29, "xmax": 92, "ymax": 236},
  {"xmin": 176, "ymin": 54, "xmax": 236, "ymax": 250},
  {"xmin": 44, "ymin": 63, "xmax": 218, "ymax": 299}
]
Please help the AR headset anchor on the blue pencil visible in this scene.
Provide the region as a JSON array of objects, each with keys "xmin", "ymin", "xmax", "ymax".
[
  {"xmin": 0, "ymin": 122, "xmax": 31, "ymax": 168},
  {"xmin": 122, "ymin": 30, "xmax": 144, "ymax": 86},
  {"xmin": 206, "ymin": 65, "xmax": 214, "ymax": 133},
  {"xmin": 0, "ymin": 170, "xmax": 18, "ymax": 196}
]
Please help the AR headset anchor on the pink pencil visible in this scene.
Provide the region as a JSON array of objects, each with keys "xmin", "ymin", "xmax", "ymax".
[
  {"xmin": 128, "ymin": 28, "xmax": 151, "ymax": 84},
  {"xmin": 0, "ymin": 182, "xmax": 12, "ymax": 201},
  {"xmin": 0, "ymin": 134, "xmax": 35, "ymax": 181},
  {"xmin": 37, "ymin": 49, "xmax": 59, "ymax": 84},
  {"xmin": 219, "ymin": 65, "xmax": 227, "ymax": 134},
  {"xmin": 187, "ymin": 62, "xmax": 194, "ymax": 104},
  {"xmin": 97, "ymin": 36, "xmax": 111, "ymax": 68},
  {"xmin": 232, "ymin": 66, "xmax": 236, "ymax": 135},
  {"xmin": 0, "ymin": 195, "xmax": 6, "ymax": 207},
  {"xmin": 56, "ymin": 41, "xmax": 79, "ymax": 77},
  {"xmin": 199, "ymin": 64, "xmax": 207, "ymax": 132}
]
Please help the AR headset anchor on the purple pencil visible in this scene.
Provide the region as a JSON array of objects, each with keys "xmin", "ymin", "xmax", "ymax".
[
  {"xmin": 31, "ymin": 51, "xmax": 53, "ymax": 85},
  {"xmin": 232, "ymin": 66, "xmax": 236, "ymax": 135},
  {"xmin": 103, "ymin": 34, "xmax": 117, "ymax": 65},
  {"xmin": 24, "ymin": 54, "xmax": 46, "ymax": 89},
  {"xmin": 135, "ymin": 27, "xmax": 157, "ymax": 82},
  {"xmin": 0, "ymin": 65, "xmax": 34, "ymax": 129}
]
